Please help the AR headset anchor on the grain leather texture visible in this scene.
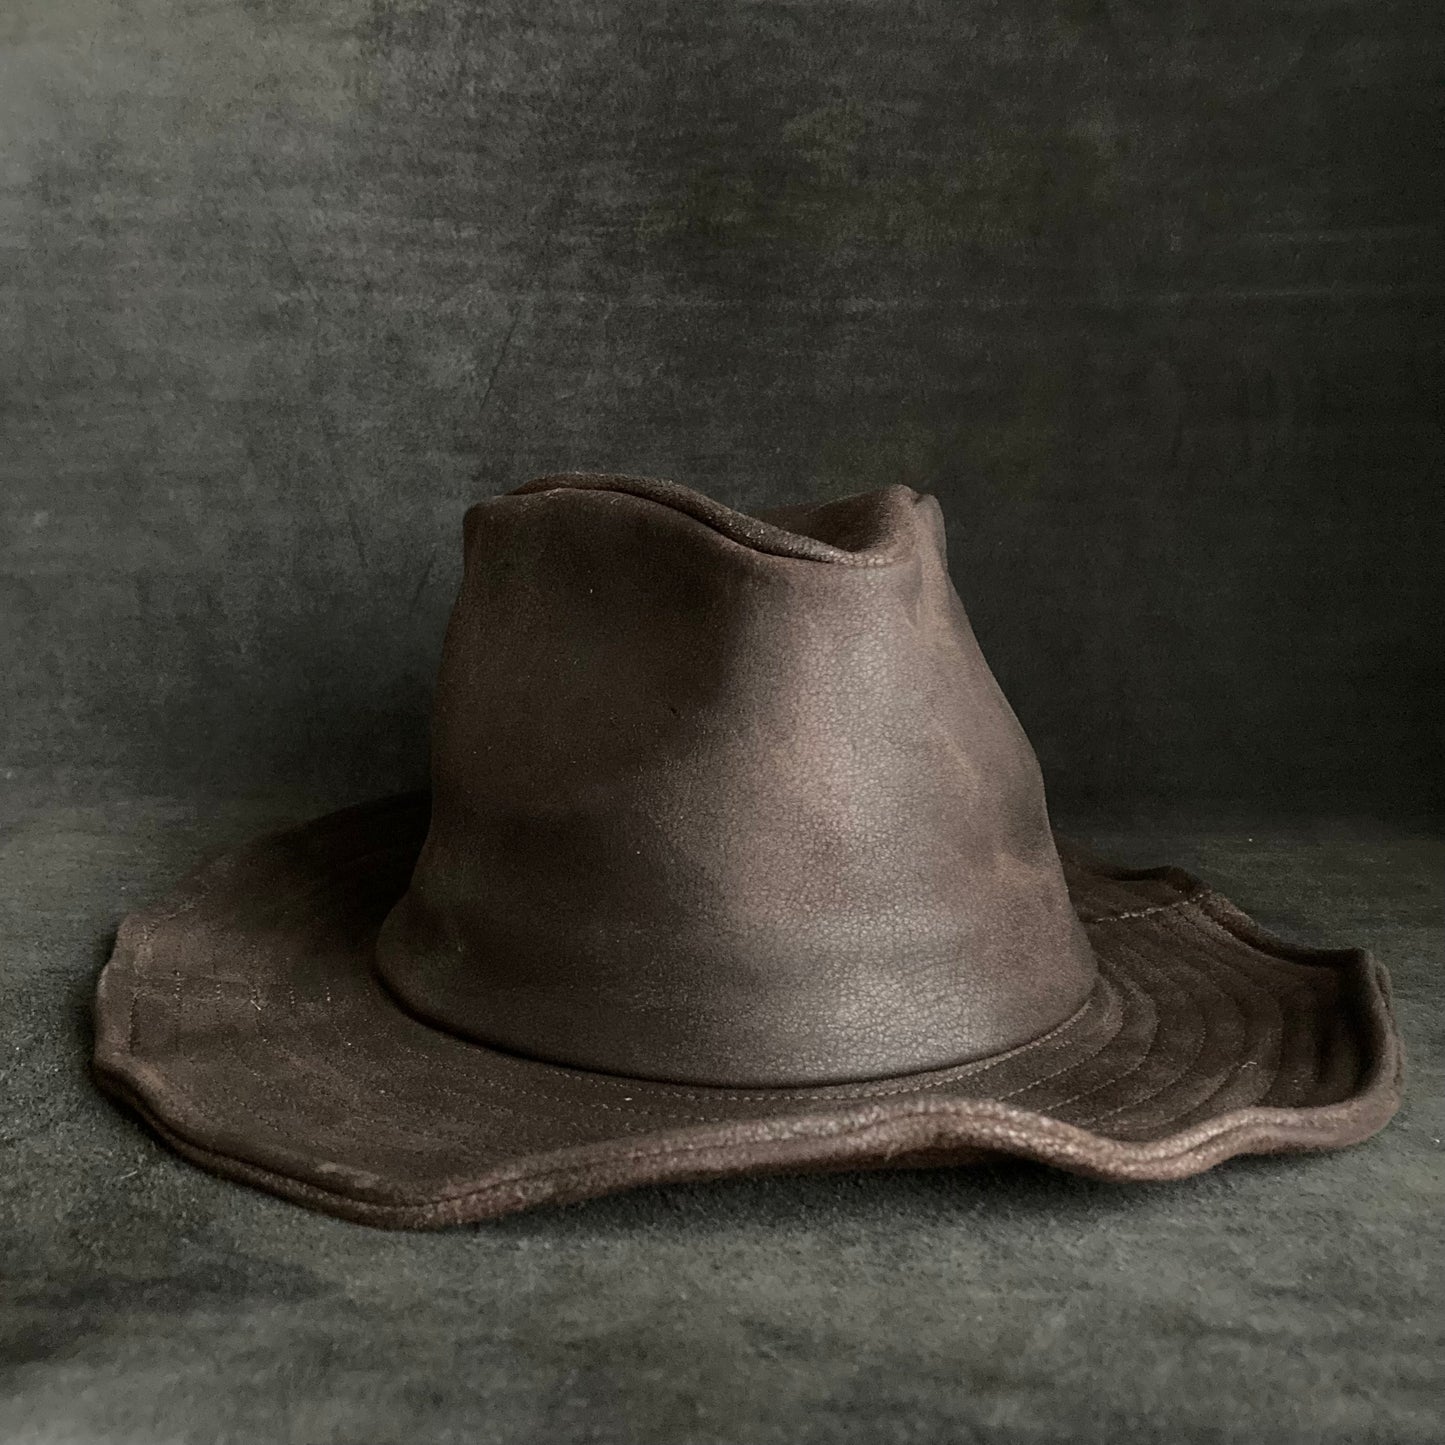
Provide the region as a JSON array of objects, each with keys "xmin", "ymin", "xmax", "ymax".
[
  {"xmin": 376, "ymin": 475, "xmax": 1095, "ymax": 1085},
  {"xmin": 91, "ymin": 478, "xmax": 1403, "ymax": 1225}
]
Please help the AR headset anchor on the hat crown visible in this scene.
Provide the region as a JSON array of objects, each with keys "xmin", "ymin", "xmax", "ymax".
[{"xmin": 375, "ymin": 474, "xmax": 1096, "ymax": 1087}]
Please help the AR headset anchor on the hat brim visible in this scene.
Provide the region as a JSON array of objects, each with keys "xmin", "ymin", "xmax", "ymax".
[{"xmin": 93, "ymin": 793, "xmax": 1402, "ymax": 1228}]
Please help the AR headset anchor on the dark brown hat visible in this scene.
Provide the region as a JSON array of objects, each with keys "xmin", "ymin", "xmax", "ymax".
[{"xmin": 93, "ymin": 474, "xmax": 1403, "ymax": 1227}]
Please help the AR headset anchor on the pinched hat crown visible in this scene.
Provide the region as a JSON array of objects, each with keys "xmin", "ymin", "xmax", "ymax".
[
  {"xmin": 376, "ymin": 474, "xmax": 1097, "ymax": 1087},
  {"xmin": 375, "ymin": 474, "xmax": 1097, "ymax": 1087}
]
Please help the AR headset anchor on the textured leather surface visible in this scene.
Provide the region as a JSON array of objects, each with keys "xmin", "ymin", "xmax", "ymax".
[
  {"xmin": 89, "ymin": 479, "xmax": 1403, "ymax": 1227},
  {"xmin": 375, "ymin": 475, "xmax": 1095, "ymax": 1086},
  {"xmin": 92, "ymin": 790, "xmax": 1402, "ymax": 1227}
]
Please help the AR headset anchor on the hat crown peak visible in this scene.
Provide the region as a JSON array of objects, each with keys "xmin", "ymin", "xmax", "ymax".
[{"xmin": 375, "ymin": 474, "xmax": 1096, "ymax": 1088}]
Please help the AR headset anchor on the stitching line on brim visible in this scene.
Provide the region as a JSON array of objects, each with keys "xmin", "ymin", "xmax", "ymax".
[
  {"xmin": 95, "ymin": 1061, "xmax": 1403, "ymax": 1230},
  {"xmin": 94, "ymin": 800, "xmax": 1404, "ymax": 1219}
]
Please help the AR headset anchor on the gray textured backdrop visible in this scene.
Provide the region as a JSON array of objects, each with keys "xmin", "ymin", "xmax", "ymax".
[
  {"xmin": 3, "ymin": 0, "xmax": 1441, "ymax": 817},
  {"xmin": 2, "ymin": 5, "xmax": 1443, "ymax": 1444}
]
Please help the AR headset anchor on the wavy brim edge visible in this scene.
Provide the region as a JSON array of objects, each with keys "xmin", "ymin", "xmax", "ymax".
[{"xmin": 93, "ymin": 796, "xmax": 1404, "ymax": 1228}]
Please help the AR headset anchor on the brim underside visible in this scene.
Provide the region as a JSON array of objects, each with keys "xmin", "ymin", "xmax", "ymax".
[{"xmin": 93, "ymin": 794, "xmax": 1402, "ymax": 1228}]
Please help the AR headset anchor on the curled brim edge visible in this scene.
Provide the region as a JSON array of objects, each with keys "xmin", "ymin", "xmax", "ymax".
[{"xmin": 92, "ymin": 796, "xmax": 1405, "ymax": 1229}]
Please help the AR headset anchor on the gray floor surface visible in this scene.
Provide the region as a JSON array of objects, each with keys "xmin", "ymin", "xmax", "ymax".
[{"xmin": 1, "ymin": 790, "xmax": 1440, "ymax": 1444}]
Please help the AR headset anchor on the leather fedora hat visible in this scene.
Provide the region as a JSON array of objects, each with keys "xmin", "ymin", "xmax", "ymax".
[{"xmin": 93, "ymin": 473, "xmax": 1403, "ymax": 1227}]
